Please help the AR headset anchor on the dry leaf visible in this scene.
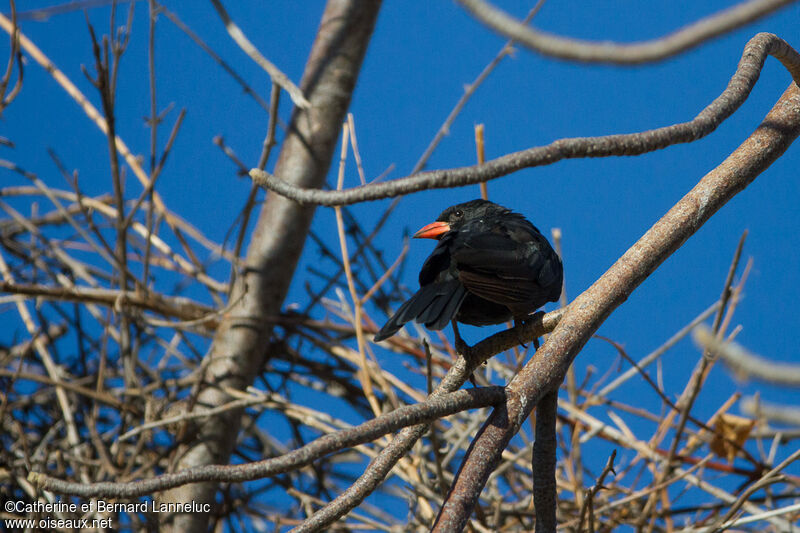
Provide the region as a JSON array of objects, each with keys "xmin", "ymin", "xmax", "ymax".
[{"xmin": 710, "ymin": 413, "xmax": 755, "ymax": 462}]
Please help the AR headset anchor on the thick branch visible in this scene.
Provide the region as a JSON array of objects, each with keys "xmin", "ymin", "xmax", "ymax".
[
  {"xmin": 694, "ymin": 324, "xmax": 800, "ymax": 385},
  {"xmin": 250, "ymin": 33, "xmax": 800, "ymax": 206},
  {"xmin": 533, "ymin": 389, "xmax": 558, "ymax": 533},
  {"xmin": 157, "ymin": 2, "xmax": 382, "ymax": 531},
  {"xmin": 291, "ymin": 310, "xmax": 563, "ymax": 532},
  {"xmin": 457, "ymin": 0, "xmax": 797, "ymax": 64},
  {"xmin": 432, "ymin": 83, "xmax": 800, "ymax": 532},
  {"xmin": 28, "ymin": 386, "xmax": 504, "ymax": 497},
  {"xmin": 741, "ymin": 397, "xmax": 800, "ymax": 425}
]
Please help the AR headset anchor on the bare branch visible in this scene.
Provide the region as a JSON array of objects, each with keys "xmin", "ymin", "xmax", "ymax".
[
  {"xmin": 208, "ymin": 0, "xmax": 309, "ymax": 109},
  {"xmin": 741, "ymin": 396, "xmax": 800, "ymax": 425},
  {"xmin": 157, "ymin": 2, "xmax": 382, "ymax": 530},
  {"xmin": 576, "ymin": 450, "xmax": 617, "ymax": 533},
  {"xmin": 598, "ymin": 300, "xmax": 722, "ymax": 396},
  {"xmin": 457, "ymin": 0, "xmax": 798, "ymax": 64},
  {"xmin": 432, "ymin": 82, "xmax": 800, "ymax": 532},
  {"xmin": 694, "ymin": 324, "xmax": 800, "ymax": 385},
  {"xmin": 0, "ymin": 280, "xmax": 213, "ymax": 322},
  {"xmin": 250, "ymin": 33, "xmax": 800, "ymax": 206},
  {"xmin": 291, "ymin": 310, "xmax": 563, "ymax": 532},
  {"xmin": 28, "ymin": 386, "xmax": 506, "ymax": 497},
  {"xmin": 4, "ymin": 2, "xmax": 800, "ymax": 528},
  {"xmin": 533, "ymin": 390, "xmax": 558, "ymax": 533}
]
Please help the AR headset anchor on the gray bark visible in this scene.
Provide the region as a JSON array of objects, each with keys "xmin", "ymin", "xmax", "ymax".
[{"xmin": 157, "ymin": 2, "xmax": 382, "ymax": 530}]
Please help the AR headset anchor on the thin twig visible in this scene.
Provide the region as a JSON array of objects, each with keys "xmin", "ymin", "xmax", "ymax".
[
  {"xmin": 576, "ymin": 449, "xmax": 617, "ymax": 533},
  {"xmin": 208, "ymin": 0, "xmax": 309, "ymax": 108}
]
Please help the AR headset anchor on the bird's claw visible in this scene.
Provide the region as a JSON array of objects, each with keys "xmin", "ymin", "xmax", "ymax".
[
  {"xmin": 513, "ymin": 318, "xmax": 529, "ymax": 348},
  {"xmin": 515, "ymin": 312, "xmax": 545, "ymax": 350}
]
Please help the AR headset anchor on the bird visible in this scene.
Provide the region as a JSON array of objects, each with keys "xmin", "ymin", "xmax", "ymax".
[{"xmin": 374, "ymin": 199, "xmax": 563, "ymax": 345}]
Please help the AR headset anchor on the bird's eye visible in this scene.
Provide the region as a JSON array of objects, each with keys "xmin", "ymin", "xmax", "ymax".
[{"xmin": 453, "ymin": 210, "xmax": 463, "ymax": 218}]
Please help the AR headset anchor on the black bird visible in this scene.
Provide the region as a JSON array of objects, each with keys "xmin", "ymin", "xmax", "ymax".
[{"xmin": 374, "ymin": 199, "xmax": 563, "ymax": 343}]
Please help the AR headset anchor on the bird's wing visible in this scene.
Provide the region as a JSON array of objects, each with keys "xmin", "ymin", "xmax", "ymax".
[
  {"xmin": 418, "ymin": 235, "xmax": 453, "ymax": 285},
  {"xmin": 452, "ymin": 228, "xmax": 561, "ymax": 309}
]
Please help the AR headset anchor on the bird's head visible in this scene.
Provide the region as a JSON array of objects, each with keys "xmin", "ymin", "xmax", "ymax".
[{"xmin": 413, "ymin": 199, "xmax": 510, "ymax": 240}]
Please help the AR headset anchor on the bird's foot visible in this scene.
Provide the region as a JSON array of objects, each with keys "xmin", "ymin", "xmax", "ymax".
[
  {"xmin": 515, "ymin": 311, "xmax": 546, "ymax": 350},
  {"xmin": 513, "ymin": 318, "xmax": 528, "ymax": 349}
]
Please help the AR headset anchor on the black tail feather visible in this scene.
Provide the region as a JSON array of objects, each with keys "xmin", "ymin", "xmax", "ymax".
[
  {"xmin": 430, "ymin": 284, "xmax": 467, "ymax": 330},
  {"xmin": 373, "ymin": 281, "xmax": 466, "ymax": 342},
  {"xmin": 416, "ymin": 281, "xmax": 457, "ymax": 325},
  {"xmin": 373, "ymin": 297, "xmax": 414, "ymax": 342}
]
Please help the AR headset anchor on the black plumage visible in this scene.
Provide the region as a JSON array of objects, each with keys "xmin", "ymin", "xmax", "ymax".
[{"xmin": 374, "ymin": 199, "xmax": 563, "ymax": 342}]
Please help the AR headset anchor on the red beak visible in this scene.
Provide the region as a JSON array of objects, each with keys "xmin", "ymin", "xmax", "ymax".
[{"xmin": 413, "ymin": 221, "xmax": 451, "ymax": 240}]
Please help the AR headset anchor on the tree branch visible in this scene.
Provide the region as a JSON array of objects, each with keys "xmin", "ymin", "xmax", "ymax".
[
  {"xmin": 0, "ymin": 280, "xmax": 213, "ymax": 322},
  {"xmin": 28, "ymin": 386, "xmax": 505, "ymax": 497},
  {"xmin": 250, "ymin": 33, "xmax": 800, "ymax": 206},
  {"xmin": 533, "ymin": 389, "xmax": 558, "ymax": 533},
  {"xmin": 431, "ymin": 82, "xmax": 800, "ymax": 532},
  {"xmin": 456, "ymin": 0, "xmax": 798, "ymax": 64},
  {"xmin": 694, "ymin": 324, "xmax": 800, "ymax": 385},
  {"xmin": 156, "ymin": 2, "xmax": 382, "ymax": 530},
  {"xmin": 290, "ymin": 310, "xmax": 564, "ymax": 532},
  {"xmin": 208, "ymin": 0, "xmax": 309, "ymax": 108}
]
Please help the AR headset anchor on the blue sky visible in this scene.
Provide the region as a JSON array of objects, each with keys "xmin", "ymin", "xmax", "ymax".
[{"xmin": 3, "ymin": 0, "xmax": 800, "ymax": 525}]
